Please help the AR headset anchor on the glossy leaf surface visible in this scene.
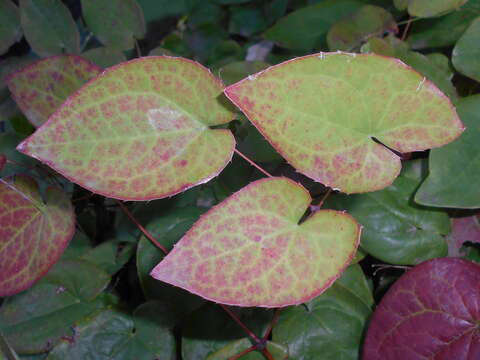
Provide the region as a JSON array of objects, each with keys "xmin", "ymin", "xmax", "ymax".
[
  {"xmin": 7, "ymin": 55, "xmax": 102, "ymax": 128},
  {"xmin": 406, "ymin": 0, "xmax": 468, "ymax": 17},
  {"xmin": 81, "ymin": 0, "xmax": 146, "ymax": 50},
  {"xmin": 416, "ymin": 95, "xmax": 480, "ymax": 208},
  {"xmin": 273, "ymin": 264, "xmax": 373, "ymax": 360},
  {"xmin": 364, "ymin": 258, "xmax": 480, "ymax": 359},
  {"xmin": 326, "ymin": 160, "xmax": 449, "ymax": 264},
  {"xmin": 20, "ymin": 0, "xmax": 80, "ymax": 56},
  {"xmin": 452, "ymin": 17, "xmax": 480, "ymax": 83},
  {"xmin": 151, "ymin": 177, "xmax": 361, "ymax": 307},
  {"xmin": 225, "ymin": 53, "xmax": 463, "ymax": 194},
  {"xmin": 0, "ymin": 0, "xmax": 22, "ymax": 55},
  {"xmin": 17, "ymin": 57, "xmax": 236, "ymax": 200},
  {"xmin": 0, "ymin": 259, "xmax": 111, "ymax": 353},
  {"xmin": 0, "ymin": 175, "xmax": 75, "ymax": 296}
]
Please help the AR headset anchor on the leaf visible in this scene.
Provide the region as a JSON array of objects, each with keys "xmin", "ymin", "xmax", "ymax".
[
  {"xmin": 448, "ymin": 214, "xmax": 480, "ymax": 257},
  {"xmin": 452, "ymin": 16, "xmax": 480, "ymax": 82},
  {"xmin": 81, "ymin": 47, "xmax": 127, "ymax": 68},
  {"xmin": 0, "ymin": 133, "xmax": 38, "ymax": 178},
  {"xmin": 81, "ymin": 0, "xmax": 146, "ymax": 50},
  {"xmin": 326, "ymin": 160, "xmax": 450, "ymax": 265},
  {"xmin": 272, "ymin": 264, "xmax": 373, "ymax": 360},
  {"xmin": 17, "ymin": 57, "xmax": 236, "ymax": 201},
  {"xmin": 46, "ymin": 303, "xmax": 176, "ymax": 360},
  {"xmin": 151, "ymin": 177, "xmax": 361, "ymax": 307},
  {"xmin": 363, "ymin": 258, "xmax": 480, "ymax": 359},
  {"xmin": 218, "ymin": 61, "xmax": 269, "ymax": 86},
  {"xmin": 263, "ymin": 0, "xmax": 363, "ymax": 50},
  {"xmin": 416, "ymin": 95, "xmax": 480, "ymax": 208},
  {"xmin": 0, "ymin": 174, "xmax": 75, "ymax": 296},
  {"xmin": 0, "ymin": 154, "xmax": 5, "ymax": 172},
  {"xmin": 327, "ymin": 5, "xmax": 397, "ymax": 51},
  {"xmin": 207, "ymin": 338, "xmax": 288, "ymax": 360},
  {"xmin": 224, "ymin": 52, "xmax": 463, "ymax": 194},
  {"xmin": 0, "ymin": 259, "xmax": 112, "ymax": 354},
  {"xmin": 406, "ymin": 0, "xmax": 468, "ymax": 18},
  {"xmin": 229, "ymin": 5, "xmax": 267, "ymax": 37},
  {"xmin": 0, "ymin": 0, "xmax": 22, "ymax": 55},
  {"xmin": 6, "ymin": 55, "xmax": 102, "ymax": 128},
  {"xmin": 19, "ymin": 0, "xmax": 80, "ymax": 56},
  {"xmin": 80, "ymin": 239, "xmax": 135, "ymax": 275}
]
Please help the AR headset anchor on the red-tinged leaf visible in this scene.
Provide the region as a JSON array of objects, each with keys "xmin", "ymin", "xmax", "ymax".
[
  {"xmin": 6, "ymin": 55, "xmax": 102, "ymax": 127},
  {"xmin": 0, "ymin": 174, "xmax": 75, "ymax": 296},
  {"xmin": 0, "ymin": 154, "xmax": 5, "ymax": 171},
  {"xmin": 16, "ymin": 57, "xmax": 236, "ymax": 201},
  {"xmin": 151, "ymin": 177, "xmax": 361, "ymax": 307},
  {"xmin": 363, "ymin": 258, "xmax": 480, "ymax": 360},
  {"xmin": 449, "ymin": 214, "xmax": 480, "ymax": 256},
  {"xmin": 224, "ymin": 52, "xmax": 464, "ymax": 194}
]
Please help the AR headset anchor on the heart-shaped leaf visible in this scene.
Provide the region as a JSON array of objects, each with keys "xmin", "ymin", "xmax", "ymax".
[
  {"xmin": 17, "ymin": 57, "xmax": 236, "ymax": 200},
  {"xmin": 7, "ymin": 55, "xmax": 102, "ymax": 127},
  {"xmin": 0, "ymin": 0, "xmax": 22, "ymax": 55},
  {"xmin": 224, "ymin": 52, "xmax": 463, "ymax": 194},
  {"xmin": 0, "ymin": 174, "xmax": 75, "ymax": 296},
  {"xmin": 151, "ymin": 177, "xmax": 361, "ymax": 307},
  {"xmin": 363, "ymin": 258, "xmax": 480, "ymax": 359}
]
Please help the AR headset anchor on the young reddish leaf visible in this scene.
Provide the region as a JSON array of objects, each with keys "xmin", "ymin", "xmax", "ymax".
[
  {"xmin": 6, "ymin": 55, "xmax": 102, "ymax": 127},
  {"xmin": 363, "ymin": 258, "xmax": 480, "ymax": 359},
  {"xmin": 0, "ymin": 175, "xmax": 75, "ymax": 296},
  {"xmin": 224, "ymin": 52, "xmax": 464, "ymax": 194},
  {"xmin": 151, "ymin": 177, "xmax": 361, "ymax": 307},
  {"xmin": 17, "ymin": 57, "xmax": 236, "ymax": 201}
]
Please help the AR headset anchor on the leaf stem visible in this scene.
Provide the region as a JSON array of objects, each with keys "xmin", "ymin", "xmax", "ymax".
[
  {"xmin": 401, "ymin": 17, "xmax": 413, "ymax": 41},
  {"xmin": 234, "ymin": 149, "xmax": 273, "ymax": 178},
  {"xmin": 262, "ymin": 348, "xmax": 274, "ymax": 360},
  {"xmin": 219, "ymin": 304, "xmax": 261, "ymax": 343},
  {"xmin": 115, "ymin": 200, "xmax": 168, "ymax": 254},
  {"xmin": 134, "ymin": 38, "xmax": 142, "ymax": 58},
  {"xmin": 228, "ymin": 345, "xmax": 256, "ymax": 360},
  {"xmin": 263, "ymin": 308, "xmax": 281, "ymax": 340}
]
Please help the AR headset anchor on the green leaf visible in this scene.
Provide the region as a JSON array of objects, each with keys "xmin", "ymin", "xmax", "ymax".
[
  {"xmin": 151, "ymin": 177, "xmax": 360, "ymax": 307},
  {"xmin": 80, "ymin": 239, "xmax": 135, "ymax": 275},
  {"xmin": 327, "ymin": 160, "xmax": 450, "ymax": 265},
  {"xmin": 225, "ymin": 53, "xmax": 463, "ymax": 194},
  {"xmin": 0, "ymin": 0, "xmax": 22, "ymax": 55},
  {"xmin": 263, "ymin": 0, "xmax": 363, "ymax": 50},
  {"xmin": 46, "ymin": 303, "xmax": 176, "ymax": 360},
  {"xmin": 7, "ymin": 55, "xmax": 102, "ymax": 128},
  {"xmin": 218, "ymin": 61, "xmax": 269, "ymax": 86},
  {"xmin": 81, "ymin": 0, "xmax": 146, "ymax": 51},
  {"xmin": 207, "ymin": 338, "xmax": 288, "ymax": 360},
  {"xmin": 327, "ymin": 5, "xmax": 397, "ymax": 51},
  {"xmin": 229, "ymin": 5, "xmax": 267, "ymax": 37},
  {"xmin": 416, "ymin": 95, "xmax": 480, "ymax": 208},
  {"xmin": 17, "ymin": 57, "xmax": 236, "ymax": 201},
  {"xmin": 406, "ymin": 0, "xmax": 468, "ymax": 18},
  {"xmin": 0, "ymin": 133, "xmax": 38, "ymax": 177},
  {"xmin": 19, "ymin": 0, "xmax": 80, "ymax": 56},
  {"xmin": 81, "ymin": 47, "xmax": 127, "ymax": 68},
  {"xmin": 452, "ymin": 16, "xmax": 480, "ymax": 82},
  {"xmin": 0, "ymin": 331, "xmax": 20, "ymax": 360},
  {"xmin": 0, "ymin": 259, "xmax": 112, "ymax": 354},
  {"xmin": 0, "ymin": 174, "xmax": 75, "ymax": 296},
  {"xmin": 272, "ymin": 264, "xmax": 372, "ymax": 360}
]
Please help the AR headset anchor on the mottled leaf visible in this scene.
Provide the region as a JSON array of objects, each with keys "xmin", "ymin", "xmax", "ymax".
[
  {"xmin": 406, "ymin": 0, "xmax": 468, "ymax": 18},
  {"xmin": 81, "ymin": 0, "xmax": 146, "ymax": 50},
  {"xmin": 452, "ymin": 17, "xmax": 480, "ymax": 82},
  {"xmin": 263, "ymin": 0, "xmax": 363, "ymax": 50},
  {"xmin": 326, "ymin": 160, "xmax": 449, "ymax": 265},
  {"xmin": 0, "ymin": 174, "xmax": 75, "ymax": 296},
  {"xmin": 0, "ymin": 0, "xmax": 22, "ymax": 55},
  {"xmin": 151, "ymin": 177, "xmax": 361, "ymax": 307},
  {"xmin": 416, "ymin": 95, "xmax": 480, "ymax": 208},
  {"xmin": 0, "ymin": 259, "xmax": 112, "ymax": 354},
  {"xmin": 448, "ymin": 214, "xmax": 480, "ymax": 257},
  {"xmin": 363, "ymin": 258, "xmax": 480, "ymax": 359},
  {"xmin": 46, "ymin": 304, "xmax": 175, "ymax": 360},
  {"xmin": 225, "ymin": 53, "xmax": 463, "ymax": 194},
  {"xmin": 6, "ymin": 55, "xmax": 102, "ymax": 128},
  {"xmin": 17, "ymin": 57, "xmax": 235, "ymax": 200},
  {"xmin": 82, "ymin": 47, "xmax": 127, "ymax": 68},
  {"xmin": 20, "ymin": 0, "xmax": 80, "ymax": 56},
  {"xmin": 327, "ymin": 5, "xmax": 397, "ymax": 51},
  {"xmin": 272, "ymin": 264, "xmax": 373, "ymax": 360}
]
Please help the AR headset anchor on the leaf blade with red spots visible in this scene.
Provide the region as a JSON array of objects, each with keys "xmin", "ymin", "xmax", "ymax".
[
  {"xmin": 7, "ymin": 55, "xmax": 102, "ymax": 127},
  {"xmin": 224, "ymin": 53, "xmax": 463, "ymax": 194},
  {"xmin": 0, "ymin": 175, "xmax": 75, "ymax": 296},
  {"xmin": 17, "ymin": 57, "xmax": 236, "ymax": 201},
  {"xmin": 363, "ymin": 258, "xmax": 480, "ymax": 359},
  {"xmin": 151, "ymin": 177, "xmax": 361, "ymax": 307}
]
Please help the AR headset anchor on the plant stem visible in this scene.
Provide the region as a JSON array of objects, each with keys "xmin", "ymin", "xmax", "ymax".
[
  {"xmin": 234, "ymin": 149, "xmax": 273, "ymax": 178},
  {"xmin": 220, "ymin": 304, "xmax": 261, "ymax": 343},
  {"xmin": 262, "ymin": 348, "xmax": 274, "ymax": 360},
  {"xmin": 228, "ymin": 346, "xmax": 256, "ymax": 360},
  {"xmin": 134, "ymin": 38, "xmax": 142, "ymax": 58},
  {"xmin": 263, "ymin": 308, "xmax": 281, "ymax": 340},
  {"xmin": 115, "ymin": 200, "xmax": 168, "ymax": 254},
  {"xmin": 401, "ymin": 17, "xmax": 412, "ymax": 41}
]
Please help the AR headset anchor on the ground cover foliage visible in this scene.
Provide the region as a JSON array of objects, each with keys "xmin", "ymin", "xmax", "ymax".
[{"xmin": 0, "ymin": 0, "xmax": 480, "ymax": 359}]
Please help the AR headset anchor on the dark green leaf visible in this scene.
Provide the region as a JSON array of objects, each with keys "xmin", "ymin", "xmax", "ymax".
[
  {"xmin": 0, "ymin": 0, "xmax": 22, "ymax": 55},
  {"xmin": 81, "ymin": 47, "xmax": 127, "ymax": 68},
  {"xmin": 452, "ymin": 16, "xmax": 480, "ymax": 82},
  {"xmin": 229, "ymin": 5, "xmax": 268, "ymax": 37},
  {"xmin": 218, "ymin": 61, "xmax": 269, "ymax": 85}
]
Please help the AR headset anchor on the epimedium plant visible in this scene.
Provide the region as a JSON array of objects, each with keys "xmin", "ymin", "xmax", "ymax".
[{"xmin": 1, "ymin": 0, "xmax": 480, "ymax": 359}]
